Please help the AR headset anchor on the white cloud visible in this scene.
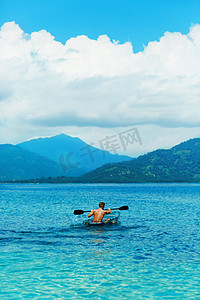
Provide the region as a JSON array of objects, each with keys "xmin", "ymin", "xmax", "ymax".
[{"xmin": 0, "ymin": 21, "xmax": 200, "ymax": 155}]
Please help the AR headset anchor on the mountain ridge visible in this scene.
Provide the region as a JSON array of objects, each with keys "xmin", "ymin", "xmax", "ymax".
[
  {"xmin": 17, "ymin": 134, "xmax": 132, "ymax": 176},
  {"xmin": 0, "ymin": 133, "xmax": 132, "ymax": 182},
  {"xmin": 74, "ymin": 138, "xmax": 200, "ymax": 183},
  {"xmin": 18, "ymin": 137, "xmax": 200, "ymax": 184},
  {"xmin": 2, "ymin": 136, "xmax": 200, "ymax": 183},
  {"xmin": 0, "ymin": 144, "xmax": 63, "ymax": 181}
]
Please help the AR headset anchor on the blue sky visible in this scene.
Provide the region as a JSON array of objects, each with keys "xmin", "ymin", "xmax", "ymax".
[
  {"xmin": 1, "ymin": 0, "xmax": 200, "ymax": 52},
  {"xmin": 1, "ymin": 0, "xmax": 200, "ymax": 156}
]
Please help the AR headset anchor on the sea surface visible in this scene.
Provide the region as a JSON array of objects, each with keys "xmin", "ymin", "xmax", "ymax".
[{"xmin": 0, "ymin": 183, "xmax": 200, "ymax": 299}]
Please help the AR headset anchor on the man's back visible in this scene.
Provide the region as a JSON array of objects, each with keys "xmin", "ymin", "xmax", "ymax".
[
  {"xmin": 88, "ymin": 206, "xmax": 111, "ymax": 222},
  {"xmin": 92, "ymin": 208, "xmax": 106, "ymax": 222}
]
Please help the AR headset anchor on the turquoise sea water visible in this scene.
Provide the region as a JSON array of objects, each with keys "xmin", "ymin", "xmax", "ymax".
[{"xmin": 0, "ymin": 183, "xmax": 200, "ymax": 299}]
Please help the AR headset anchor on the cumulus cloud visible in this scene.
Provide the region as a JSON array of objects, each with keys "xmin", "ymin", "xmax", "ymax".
[{"xmin": 0, "ymin": 21, "xmax": 200, "ymax": 152}]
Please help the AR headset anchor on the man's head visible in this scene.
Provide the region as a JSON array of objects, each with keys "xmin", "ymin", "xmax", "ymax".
[{"xmin": 99, "ymin": 202, "xmax": 105, "ymax": 209}]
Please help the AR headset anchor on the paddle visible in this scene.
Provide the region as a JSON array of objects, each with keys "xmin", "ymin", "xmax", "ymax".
[{"xmin": 74, "ymin": 205, "xmax": 129, "ymax": 215}]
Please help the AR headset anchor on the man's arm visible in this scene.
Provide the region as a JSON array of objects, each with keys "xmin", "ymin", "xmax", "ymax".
[
  {"xmin": 105, "ymin": 208, "xmax": 111, "ymax": 214},
  {"xmin": 88, "ymin": 210, "xmax": 94, "ymax": 218}
]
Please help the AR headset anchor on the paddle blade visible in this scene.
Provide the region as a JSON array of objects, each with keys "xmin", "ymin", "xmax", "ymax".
[
  {"xmin": 74, "ymin": 210, "xmax": 84, "ymax": 215},
  {"xmin": 118, "ymin": 206, "xmax": 129, "ymax": 211}
]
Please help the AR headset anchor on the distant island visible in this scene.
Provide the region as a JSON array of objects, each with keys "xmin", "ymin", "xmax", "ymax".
[{"xmin": 1, "ymin": 137, "xmax": 200, "ymax": 183}]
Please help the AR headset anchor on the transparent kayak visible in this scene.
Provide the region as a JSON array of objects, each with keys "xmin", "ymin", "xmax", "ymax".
[{"xmin": 83, "ymin": 212, "xmax": 120, "ymax": 226}]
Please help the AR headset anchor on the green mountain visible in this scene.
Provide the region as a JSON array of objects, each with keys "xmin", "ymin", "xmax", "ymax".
[
  {"xmin": 74, "ymin": 138, "xmax": 200, "ymax": 183},
  {"xmin": 0, "ymin": 144, "xmax": 63, "ymax": 181},
  {"xmin": 18, "ymin": 134, "xmax": 132, "ymax": 177},
  {"xmin": 2, "ymin": 137, "xmax": 200, "ymax": 183}
]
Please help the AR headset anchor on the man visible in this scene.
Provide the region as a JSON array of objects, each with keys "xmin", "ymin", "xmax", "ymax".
[{"xmin": 88, "ymin": 202, "xmax": 111, "ymax": 222}]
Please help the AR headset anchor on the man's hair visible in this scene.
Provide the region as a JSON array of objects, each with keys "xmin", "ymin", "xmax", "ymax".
[{"xmin": 99, "ymin": 202, "xmax": 105, "ymax": 208}]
